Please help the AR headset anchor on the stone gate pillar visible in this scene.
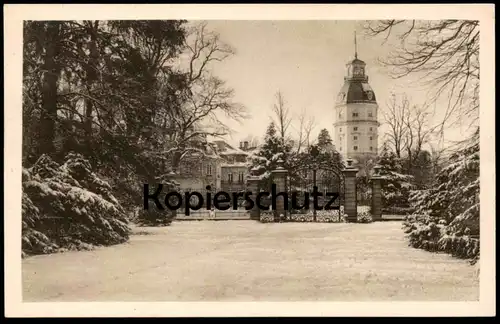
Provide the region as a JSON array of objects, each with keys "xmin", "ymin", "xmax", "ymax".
[
  {"xmin": 246, "ymin": 167, "xmax": 261, "ymax": 221},
  {"xmin": 271, "ymin": 159, "xmax": 288, "ymax": 222},
  {"xmin": 342, "ymin": 158, "xmax": 358, "ymax": 223},
  {"xmin": 371, "ymin": 165, "xmax": 383, "ymax": 222}
]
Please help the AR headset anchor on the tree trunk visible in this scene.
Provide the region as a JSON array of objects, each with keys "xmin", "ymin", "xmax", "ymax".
[
  {"xmin": 83, "ymin": 21, "xmax": 100, "ymax": 160},
  {"xmin": 38, "ymin": 22, "xmax": 61, "ymax": 157}
]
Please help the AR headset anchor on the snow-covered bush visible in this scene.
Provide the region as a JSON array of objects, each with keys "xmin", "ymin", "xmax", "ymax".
[
  {"xmin": 403, "ymin": 130, "xmax": 479, "ymax": 264},
  {"xmin": 357, "ymin": 210, "xmax": 373, "ymax": 223},
  {"xmin": 382, "ymin": 206, "xmax": 415, "ymax": 215},
  {"xmin": 135, "ymin": 178, "xmax": 178, "ymax": 227},
  {"xmin": 136, "ymin": 203, "xmax": 177, "ymax": 227},
  {"xmin": 260, "ymin": 211, "xmax": 274, "ymax": 223},
  {"xmin": 288, "ymin": 209, "xmax": 346, "ymax": 223},
  {"xmin": 22, "ymin": 153, "xmax": 130, "ymax": 257}
]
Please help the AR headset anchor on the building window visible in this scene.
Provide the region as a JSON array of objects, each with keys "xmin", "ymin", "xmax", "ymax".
[
  {"xmin": 339, "ymin": 113, "xmax": 342, "ymax": 118},
  {"xmin": 369, "ymin": 136, "xmax": 373, "ymax": 140},
  {"xmin": 339, "ymin": 128, "xmax": 342, "ymax": 132},
  {"xmin": 368, "ymin": 112, "xmax": 373, "ymax": 117},
  {"xmin": 228, "ymin": 173, "xmax": 233, "ymax": 183},
  {"xmin": 354, "ymin": 146, "xmax": 358, "ymax": 151},
  {"xmin": 206, "ymin": 164, "xmax": 212, "ymax": 176},
  {"xmin": 369, "ymin": 127, "xmax": 373, "ymax": 131},
  {"xmin": 238, "ymin": 172, "xmax": 244, "ymax": 183},
  {"xmin": 353, "ymin": 112, "xmax": 359, "ymax": 117},
  {"xmin": 354, "ymin": 127, "xmax": 358, "ymax": 131},
  {"xmin": 353, "ymin": 136, "xmax": 358, "ymax": 140},
  {"xmin": 370, "ymin": 146, "xmax": 373, "ymax": 151},
  {"xmin": 340, "ymin": 147, "xmax": 342, "ymax": 151}
]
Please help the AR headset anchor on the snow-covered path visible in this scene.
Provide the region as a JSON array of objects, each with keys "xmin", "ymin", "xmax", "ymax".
[{"xmin": 22, "ymin": 221, "xmax": 479, "ymax": 301}]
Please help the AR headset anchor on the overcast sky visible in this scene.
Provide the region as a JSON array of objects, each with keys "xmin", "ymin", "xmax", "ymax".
[{"xmin": 197, "ymin": 20, "xmax": 476, "ymax": 151}]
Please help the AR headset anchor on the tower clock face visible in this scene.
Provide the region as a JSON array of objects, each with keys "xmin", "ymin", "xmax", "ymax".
[
  {"xmin": 338, "ymin": 92, "xmax": 346, "ymax": 101},
  {"xmin": 366, "ymin": 91, "xmax": 373, "ymax": 100}
]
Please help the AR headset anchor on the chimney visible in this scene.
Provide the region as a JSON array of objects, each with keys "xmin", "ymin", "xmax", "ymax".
[{"xmin": 244, "ymin": 141, "xmax": 249, "ymax": 150}]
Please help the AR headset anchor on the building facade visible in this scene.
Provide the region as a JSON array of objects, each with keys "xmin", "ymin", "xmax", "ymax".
[
  {"xmin": 215, "ymin": 140, "xmax": 256, "ymax": 194},
  {"xmin": 175, "ymin": 145, "xmax": 222, "ymax": 191},
  {"xmin": 333, "ymin": 45, "xmax": 380, "ymax": 165},
  {"xmin": 174, "ymin": 139, "xmax": 257, "ymax": 197}
]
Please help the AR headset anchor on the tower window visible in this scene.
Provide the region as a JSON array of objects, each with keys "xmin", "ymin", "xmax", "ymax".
[
  {"xmin": 353, "ymin": 127, "xmax": 358, "ymax": 131},
  {"xmin": 353, "ymin": 146, "xmax": 358, "ymax": 151},
  {"xmin": 369, "ymin": 136, "xmax": 373, "ymax": 140},
  {"xmin": 339, "ymin": 128, "xmax": 342, "ymax": 132},
  {"xmin": 340, "ymin": 147, "xmax": 342, "ymax": 151},
  {"xmin": 228, "ymin": 173, "xmax": 233, "ymax": 183},
  {"xmin": 369, "ymin": 127, "xmax": 373, "ymax": 131},
  {"xmin": 368, "ymin": 112, "xmax": 373, "ymax": 117},
  {"xmin": 238, "ymin": 172, "xmax": 244, "ymax": 183},
  {"xmin": 206, "ymin": 164, "xmax": 212, "ymax": 176},
  {"xmin": 353, "ymin": 136, "xmax": 358, "ymax": 140},
  {"xmin": 370, "ymin": 146, "xmax": 373, "ymax": 151},
  {"xmin": 352, "ymin": 113, "xmax": 359, "ymax": 117}
]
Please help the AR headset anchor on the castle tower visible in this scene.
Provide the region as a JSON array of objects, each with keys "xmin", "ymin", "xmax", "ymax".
[{"xmin": 334, "ymin": 32, "xmax": 379, "ymax": 165}]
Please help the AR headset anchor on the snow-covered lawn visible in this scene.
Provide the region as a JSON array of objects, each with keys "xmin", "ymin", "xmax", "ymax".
[{"xmin": 22, "ymin": 221, "xmax": 478, "ymax": 301}]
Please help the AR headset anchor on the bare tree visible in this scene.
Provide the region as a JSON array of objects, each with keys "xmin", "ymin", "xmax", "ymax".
[
  {"xmin": 161, "ymin": 22, "xmax": 247, "ymax": 170},
  {"xmin": 270, "ymin": 91, "xmax": 316, "ymax": 155},
  {"xmin": 293, "ymin": 109, "xmax": 316, "ymax": 153},
  {"xmin": 384, "ymin": 92, "xmax": 435, "ymax": 171},
  {"xmin": 383, "ymin": 93, "xmax": 410, "ymax": 158},
  {"xmin": 185, "ymin": 22, "xmax": 235, "ymax": 84},
  {"xmin": 271, "ymin": 91, "xmax": 293, "ymax": 147},
  {"xmin": 363, "ymin": 20, "xmax": 479, "ymax": 130},
  {"xmin": 403, "ymin": 103, "xmax": 434, "ymax": 170}
]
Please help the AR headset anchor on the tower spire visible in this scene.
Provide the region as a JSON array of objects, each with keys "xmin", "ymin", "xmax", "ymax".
[{"xmin": 354, "ymin": 30, "xmax": 358, "ymax": 59}]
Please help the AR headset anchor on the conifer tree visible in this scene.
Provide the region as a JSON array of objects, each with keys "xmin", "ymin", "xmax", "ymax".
[
  {"xmin": 404, "ymin": 129, "xmax": 479, "ymax": 263},
  {"xmin": 317, "ymin": 128, "xmax": 333, "ymax": 151},
  {"xmin": 378, "ymin": 142, "xmax": 414, "ymax": 208},
  {"xmin": 249, "ymin": 122, "xmax": 292, "ymax": 188},
  {"xmin": 250, "ymin": 122, "xmax": 279, "ymax": 175}
]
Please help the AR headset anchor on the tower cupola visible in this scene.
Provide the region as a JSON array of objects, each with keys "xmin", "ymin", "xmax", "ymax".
[{"xmin": 333, "ymin": 30, "xmax": 380, "ymax": 164}]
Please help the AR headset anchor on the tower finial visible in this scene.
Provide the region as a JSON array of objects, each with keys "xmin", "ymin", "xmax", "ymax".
[{"xmin": 354, "ymin": 30, "xmax": 358, "ymax": 59}]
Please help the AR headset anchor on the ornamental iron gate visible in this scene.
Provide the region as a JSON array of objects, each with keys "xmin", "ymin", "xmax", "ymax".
[{"xmin": 286, "ymin": 166, "xmax": 346, "ymax": 222}]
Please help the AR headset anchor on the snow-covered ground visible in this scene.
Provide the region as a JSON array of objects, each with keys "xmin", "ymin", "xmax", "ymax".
[{"xmin": 22, "ymin": 221, "xmax": 479, "ymax": 301}]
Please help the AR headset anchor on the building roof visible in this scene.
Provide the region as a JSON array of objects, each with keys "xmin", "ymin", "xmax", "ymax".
[
  {"xmin": 346, "ymin": 58, "xmax": 366, "ymax": 66},
  {"xmin": 219, "ymin": 148, "xmax": 248, "ymax": 156},
  {"xmin": 337, "ymin": 81, "xmax": 377, "ymax": 104},
  {"xmin": 211, "ymin": 140, "xmax": 248, "ymax": 156}
]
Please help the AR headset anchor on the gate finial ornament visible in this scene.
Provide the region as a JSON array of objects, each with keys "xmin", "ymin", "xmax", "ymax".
[{"xmin": 276, "ymin": 158, "xmax": 285, "ymax": 170}]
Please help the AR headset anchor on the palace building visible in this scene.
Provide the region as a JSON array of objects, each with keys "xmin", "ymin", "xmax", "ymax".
[{"xmin": 334, "ymin": 33, "xmax": 380, "ymax": 165}]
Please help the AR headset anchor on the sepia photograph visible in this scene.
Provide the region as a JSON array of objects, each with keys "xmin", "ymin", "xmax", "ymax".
[{"xmin": 4, "ymin": 4, "xmax": 495, "ymax": 317}]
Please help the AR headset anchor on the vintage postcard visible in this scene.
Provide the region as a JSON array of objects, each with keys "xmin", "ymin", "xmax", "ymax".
[{"xmin": 4, "ymin": 4, "xmax": 496, "ymax": 317}]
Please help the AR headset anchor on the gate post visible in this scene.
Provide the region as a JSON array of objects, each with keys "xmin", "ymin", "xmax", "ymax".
[
  {"xmin": 342, "ymin": 158, "xmax": 358, "ymax": 223},
  {"xmin": 271, "ymin": 159, "xmax": 288, "ymax": 222},
  {"xmin": 371, "ymin": 165, "xmax": 383, "ymax": 222},
  {"xmin": 246, "ymin": 167, "xmax": 261, "ymax": 221}
]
